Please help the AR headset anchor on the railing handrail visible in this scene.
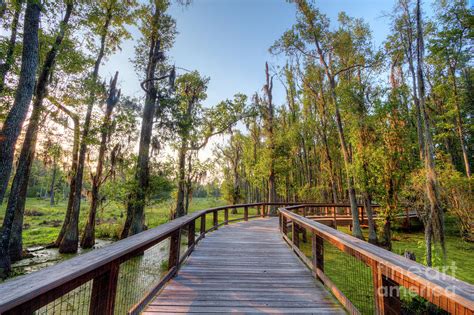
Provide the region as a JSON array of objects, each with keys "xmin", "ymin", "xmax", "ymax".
[
  {"xmin": 284, "ymin": 203, "xmax": 379, "ymax": 210},
  {"xmin": 0, "ymin": 201, "xmax": 333, "ymax": 313},
  {"xmin": 0, "ymin": 211, "xmax": 202, "ymax": 313},
  {"xmin": 279, "ymin": 207, "xmax": 474, "ymax": 314}
]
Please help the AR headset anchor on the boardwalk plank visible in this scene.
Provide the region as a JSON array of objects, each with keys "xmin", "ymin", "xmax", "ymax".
[{"xmin": 142, "ymin": 218, "xmax": 345, "ymax": 314}]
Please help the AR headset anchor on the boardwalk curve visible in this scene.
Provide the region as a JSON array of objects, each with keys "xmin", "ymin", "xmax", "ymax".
[{"xmin": 143, "ymin": 218, "xmax": 345, "ymax": 314}]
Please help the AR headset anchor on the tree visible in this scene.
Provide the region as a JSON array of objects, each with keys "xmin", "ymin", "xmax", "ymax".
[
  {"xmin": 262, "ymin": 62, "xmax": 278, "ymax": 215},
  {"xmin": 173, "ymin": 71, "xmax": 209, "ymax": 218},
  {"xmin": 0, "ymin": 1, "xmax": 72, "ymax": 278},
  {"xmin": 428, "ymin": 0, "xmax": 472, "ymax": 178},
  {"xmin": 415, "ymin": 0, "xmax": 445, "ymax": 266},
  {"xmin": 43, "ymin": 139, "xmax": 62, "ymax": 206},
  {"xmin": 80, "ymin": 72, "xmax": 120, "ymax": 249},
  {"xmin": 0, "ymin": 0, "xmax": 41, "ymax": 205},
  {"xmin": 273, "ymin": 0, "xmax": 368, "ymax": 238},
  {"xmin": 217, "ymin": 130, "xmax": 245, "ymax": 208},
  {"xmin": 0, "ymin": 0, "xmax": 23, "ymax": 94},
  {"xmin": 59, "ymin": 0, "xmax": 137, "ymax": 253},
  {"xmin": 122, "ymin": 0, "xmax": 176, "ymax": 237}
]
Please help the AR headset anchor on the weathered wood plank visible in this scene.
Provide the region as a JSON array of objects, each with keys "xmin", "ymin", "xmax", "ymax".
[
  {"xmin": 143, "ymin": 306, "xmax": 345, "ymax": 314},
  {"xmin": 144, "ymin": 218, "xmax": 345, "ymax": 314}
]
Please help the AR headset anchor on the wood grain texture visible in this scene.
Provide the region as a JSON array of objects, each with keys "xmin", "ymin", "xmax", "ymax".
[{"xmin": 143, "ymin": 218, "xmax": 345, "ymax": 314}]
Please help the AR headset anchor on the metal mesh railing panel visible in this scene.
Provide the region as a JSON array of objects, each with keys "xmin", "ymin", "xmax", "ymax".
[
  {"xmin": 114, "ymin": 240, "xmax": 168, "ymax": 314},
  {"xmin": 34, "ymin": 280, "xmax": 92, "ymax": 315},
  {"xmin": 323, "ymin": 239, "xmax": 375, "ymax": 315}
]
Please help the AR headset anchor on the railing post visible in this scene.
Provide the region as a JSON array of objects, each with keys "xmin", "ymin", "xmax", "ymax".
[
  {"xmin": 224, "ymin": 208, "xmax": 229, "ymax": 225},
  {"xmin": 244, "ymin": 206, "xmax": 248, "ymax": 221},
  {"xmin": 301, "ymin": 226, "xmax": 307, "ymax": 243},
  {"xmin": 312, "ymin": 233, "xmax": 324, "ymax": 278},
  {"xmin": 213, "ymin": 210, "xmax": 218, "ymax": 229},
  {"xmin": 303, "ymin": 207, "xmax": 307, "ymax": 217},
  {"xmin": 200, "ymin": 214, "xmax": 206, "ymax": 236},
  {"xmin": 282, "ymin": 215, "xmax": 288, "ymax": 235},
  {"xmin": 361, "ymin": 206, "xmax": 364, "ymax": 224},
  {"xmin": 168, "ymin": 228, "xmax": 181, "ymax": 270},
  {"xmin": 260, "ymin": 205, "xmax": 265, "ymax": 217},
  {"xmin": 333, "ymin": 206, "xmax": 337, "ymax": 229},
  {"xmin": 292, "ymin": 221, "xmax": 299, "ymax": 248},
  {"xmin": 279, "ymin": 212, "xmax": 282, "ymax": 231},
  {"xmin": 372, "ymin": 262, "xmax": 401, "ymax": 315},
  {"xmin": 188, "ymin": 220, "xmax": 195, "ymax": 247},
  {"xmin": 89, "ymin": 262, "xmax": 119, "ymax": 315}
]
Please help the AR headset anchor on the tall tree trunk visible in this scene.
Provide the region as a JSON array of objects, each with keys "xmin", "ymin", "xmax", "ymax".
[
  {"xmin": 122, "ymin": 9, "xmax": 161, "ymax": 237},
  {"xmin": 331, "ymin": 81, "xmax": 363, "ymax": 239},
  {"xmin": 49, "ymin": 161, "xmax": 57, "ymax": 206},
  {"xmin": 0, "ymin": 0, "xmax": 40, "ymax": 205},
  {"xmin": 264, "ymin": 63, "xmax": 277, "ymax": 215},
  {"xmin": 175, "ymin": 142, "xmax": 187, "ymax": 218},
  {"xmin": 363, "ymin": 186, "xmax": 378, "ymax": 244},
  {"xmin": 49, "ymin": 99, "xmax": 80, "ymax": 247},
  {"xmin": 450, "ymin": 67, "xmax": 470, "ymax": 178},
  {"xmin": 81, "ymin": 72, "xmax": 120, "ymax": 249},
  {"xmin": 0, "ymin": 0, "xmax": 22, "ymax": 94},
  {"xmin": 59, "ymin": 9, "xmax": 112, "ymax": 253},
  {"xmin": 382, "ymin": 216, "xmax": 392, "ymax": 251},
  {"xmin": 2, "ymin": 3, "xmax": 73, "ymax": 264},
  {"xmin": 403, "ymin": 37, "xmax": 425, "ymax": 161},
  {"xmin": 416, "ymin": 0, "xmax": 445, "ymax": 265},
  {"xmin": 399, "ymin": 0, "xmax": 425, "ymax": 161}
]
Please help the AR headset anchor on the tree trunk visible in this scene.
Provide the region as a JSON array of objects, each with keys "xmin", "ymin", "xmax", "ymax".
[
  {"xmin": 59, "ymin": 9, "xmax": 111, "ymax": 253},
  {"xmin": 450, "ymin": 67, "xmax": 471, "ymax": 178},
  {"xmin": 122, "ymin": 10, "xmax": 161, "ymax": 237},
  {"xmin": 264, "ymin": 63, "xmax": 277, "ymax": 215},
  {"xmin": 363, "ymin": 192, "xmax": 378, "ymax": 244},
  {"xmin": 331, "ymin": 83, "xmax": 363, "ymax": 239},
  {"xmin": 3, "ymin": 3, "xmax": 73, "ymax": 263},
  {"xmin": 120, "ymin": 198, "xmax": 133, "ymax": 239},
  {"xmin": 81, "ymin": 72, "xmax": 120, "ymax": 249},
  {"xmin": 175, "ymin": 142, "xmax": 187, "ymax": 218},
  {"xmin": 53, "ymin": 102, "xmax": 79, "ymax": 247},
  {"xmin": 382, "ymin": 216, "xmax": 392, "ymax": 251},
  {"xmin": 0, "ymin": 0, "xmax": 40, "ymax": 205},
  {"xmin": 0, "ymin": 0, "xmax": 22, "ymax": 94},
  {"xmin": 49, "ymin": 162, "xmax": 57, "ymax": 206},
  {"xmin": 399, "ymin": 0, "xmax": 425, "ymax": 162},
  {"xmin": 415, "ymin": 0, "xmax": 445, "ymax": 265},
  {"xmin": 425, "ymin": 222, "xmax": 432, "ymax": 266}
]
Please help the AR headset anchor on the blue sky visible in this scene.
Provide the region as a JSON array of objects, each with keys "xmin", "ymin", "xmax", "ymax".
[{"xmin": 102, "ymin": 0, "xmax": 423, "ymax": 108}]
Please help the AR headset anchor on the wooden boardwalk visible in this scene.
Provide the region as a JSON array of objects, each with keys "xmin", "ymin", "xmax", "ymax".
[{"xmin": 143, "ymin": 218, "xmax": 345, "ymax": 314}]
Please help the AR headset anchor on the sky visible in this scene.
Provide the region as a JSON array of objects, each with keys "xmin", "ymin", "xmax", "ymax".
[
  {"xmin": 99, "ymin": 0, "xmax": 435, "ymax": 159},
  {"xmin": 102, "ymin": 0, "xmax": 402, "ymax": 107}
]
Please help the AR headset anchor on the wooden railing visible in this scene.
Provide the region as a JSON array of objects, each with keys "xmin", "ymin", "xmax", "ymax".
[
  {"xmin": 0, "ymin": 202, "xmax": 313, "ymax": 315},
  {"xmin": 279, "ymin": 205, "xmax": 474, "ymax": 315},
  {"xmin": 0, "ymin": 202, "xmax": 464, "ymax": 315}
]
